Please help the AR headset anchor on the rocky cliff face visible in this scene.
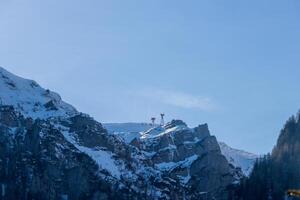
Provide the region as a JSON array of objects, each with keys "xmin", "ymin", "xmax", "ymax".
[
  {"xmin": 148, "ymin": 121, "xmax": 234, "ymax": 199},
  {"xmin": 0, "ymin": 67, "xmax": 236, "ymax": 200},
  {"xmin": 0, "ymin": 106, "xmax": 124, "ymax": 200},
  {"xmin": 117, "ymin": 120, "xmax": 235, "ymax": 199},
  {"xmin": 105, "ymin": 122, "xmax": 257, "ymax": 178}
]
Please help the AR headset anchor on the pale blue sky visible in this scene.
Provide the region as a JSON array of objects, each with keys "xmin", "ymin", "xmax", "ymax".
[{"xmin": 1, "ymin": 0, "xmax": 300, "ymax": 154}]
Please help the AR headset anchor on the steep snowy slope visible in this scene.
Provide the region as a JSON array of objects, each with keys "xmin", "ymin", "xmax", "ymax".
[
  {"xmin": 0, "ymin": 68, "xmax": 162, "ymax": 199},
  {"xmin": 219, "ymin": 142, "xmax": 259, "ymax": 176},
  {"xmin": 0, "ymin": 67, "xmax": 237, "ymax": 199},
  {"xmin": 105, "ymin": 122, "xmax": 258, "ymax": 176},
  {"xmin": 0, "ymin": 67, "xmax": 77, "ymax": 119}
]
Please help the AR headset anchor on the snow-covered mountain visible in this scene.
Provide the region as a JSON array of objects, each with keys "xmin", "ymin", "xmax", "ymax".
[
  {"xmin": 104, "ymin": 122, "xmax": 258, "ymax": 176},
  {"xmin": 219, "ymin": 142, "xmax": 258, "ymax": 176},
  {"xmin": 0, "ymin": 67, "xmax": 77, "ymax": 119},
  {"xmin": 0, "ymin": 67, "xmax": 238, "ymax": 200}
]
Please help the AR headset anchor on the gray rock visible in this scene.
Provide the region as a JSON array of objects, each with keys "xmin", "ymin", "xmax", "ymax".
[{"xmin": 133, "ymin": 121, "xmax": 235, "ymax": 199}]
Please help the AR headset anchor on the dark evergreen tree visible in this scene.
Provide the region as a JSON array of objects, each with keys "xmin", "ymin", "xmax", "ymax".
[{"xmin": 232, "ymin": 114, "xmax": 300, "ymax": 200}]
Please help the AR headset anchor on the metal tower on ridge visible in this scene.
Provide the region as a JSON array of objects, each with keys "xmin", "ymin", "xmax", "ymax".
[
  {"xmin": 151, "ymin": 117, "xmax": 156, "ymax": 126},
  {"xmin": 160, "ymin": 113, "xmax": 165, "ymax": 126}
]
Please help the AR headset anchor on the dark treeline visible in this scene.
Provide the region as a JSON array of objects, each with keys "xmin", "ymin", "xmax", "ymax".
[{"xmin": 230, "ymin": 114, "xmax": 300, "ymax": 200}]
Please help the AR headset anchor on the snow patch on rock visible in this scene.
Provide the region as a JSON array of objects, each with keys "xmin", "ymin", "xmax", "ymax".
[
  {"xmin": 0, "ymin": 67, "xmax": 77, "ymax": 119},
  {"xmin": 219, "ymin": 142, "xmax": 258, "ymax": 176},
  {"xmin": 60, "ymin": 125, "xmax": 122, "ymax": 179},
  {"xmin": 155, "ymin": 155, "xmax": 198, "ymax": 171},
  {"xmin": 104, "ymin": 122, "xmax": 258, "ymax": 177}
]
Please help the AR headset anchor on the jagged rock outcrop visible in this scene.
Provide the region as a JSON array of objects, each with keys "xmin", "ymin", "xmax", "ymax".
[
  {"xmin": 0, "ymin": 106, "xmax": 188, "ymax": 200},
  {"xmin": 0, "ymin": 67, "xmax": 237, "ymax": 200},
  {"xmin": 129, "ymin": 120, "xmax": 235, "ymax": 200},
  {"xmin": 0, "ymin": 106, "xmax": 124, "ymax": 200}
]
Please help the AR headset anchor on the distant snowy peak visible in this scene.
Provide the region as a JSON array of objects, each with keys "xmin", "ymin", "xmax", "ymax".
[
  {"xmin": 0, "ymin": 67, "xmax": 77, "ymax": 119},
  {"xmin": 105, "ymin": 122, "xmax": 259, "ymax": 176},
  {"xmin": 141, "ymin": 121, "xmax": 190, "ymax": 140},
  {"xmin": 104, "ymin": 122, "xmax": 153, "ymax": 134},
  {"xmin": 104, "ymin": 121, "xmax": 189, "ymax": 143},
  {"xmin": 104, "ymin": 120, "xmax": 191, "ymax": 143},
  {"xmin": 0, "ymin": 67, "xmax": 236, "ymax": 199},
  {"xmin": 219, "ymin": 142, "xmax": 259, "ymax": 176},
  {"xmin": 103, "ymin": 123, "xmax": 154, "ymax": 143}
]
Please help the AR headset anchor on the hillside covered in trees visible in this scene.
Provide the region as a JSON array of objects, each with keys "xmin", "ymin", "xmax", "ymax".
[{"xmin": 232, "ymin": 113, "xmax": 300, "ymax": 200}]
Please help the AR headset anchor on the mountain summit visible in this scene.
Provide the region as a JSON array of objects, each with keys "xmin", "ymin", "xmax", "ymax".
[
  {"xmin": 0, "ymin": 67, "xmax": 77, "ymax": 119},
  {"xmin": 105, "ymin": 122, "xmax": 258, "ymax": 177},
  {"xmin": 0, "ymin": 67, "xmax": 242, "ymax": 200}
]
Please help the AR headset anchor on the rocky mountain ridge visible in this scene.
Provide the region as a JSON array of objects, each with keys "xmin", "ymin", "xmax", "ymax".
[
  {"xmin": 104, "ymin": 122, "xmax": 258, "ymax": 176},
  {"xmin": 0, "ymin": 67, "xmax": 238, "ymax": 200}
]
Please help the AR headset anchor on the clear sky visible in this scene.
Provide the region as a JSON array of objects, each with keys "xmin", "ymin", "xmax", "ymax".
[{"xmin": 1, "ymin": 0, "xmax": 300, "ymax": 154}]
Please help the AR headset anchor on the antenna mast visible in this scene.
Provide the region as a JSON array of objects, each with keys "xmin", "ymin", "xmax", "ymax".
[
  {"xmin": 151, "ymin": 117, "xmax": 156, "ymax": 126},
  {"xmin": 160, "ymin": 113, "xmax": 165, "ymax": 126}
]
